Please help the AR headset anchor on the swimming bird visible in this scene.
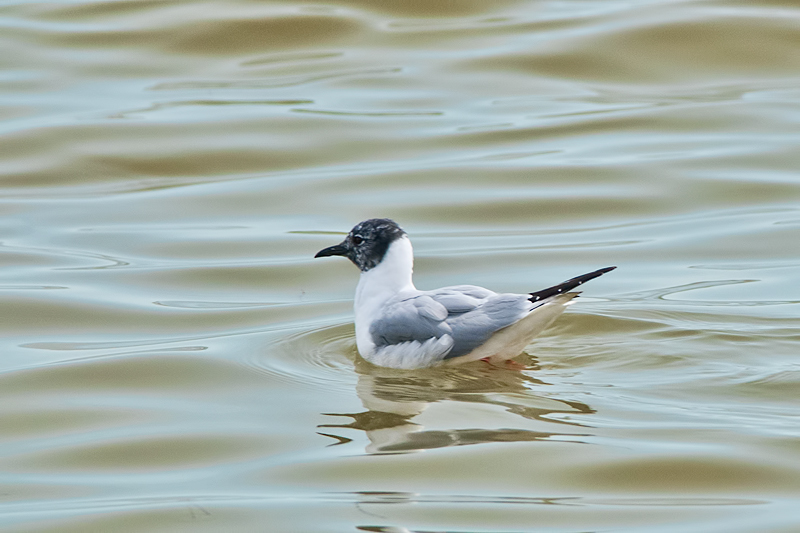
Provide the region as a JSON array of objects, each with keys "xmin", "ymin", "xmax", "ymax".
[{"xmin": 315, "ymin": 218, "xmax": 615, "ymax": 369}]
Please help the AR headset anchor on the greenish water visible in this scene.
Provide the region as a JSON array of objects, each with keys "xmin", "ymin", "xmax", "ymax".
[{"xmin": 1, "ymin": 0, "xmax": 799, "ymax": 531}]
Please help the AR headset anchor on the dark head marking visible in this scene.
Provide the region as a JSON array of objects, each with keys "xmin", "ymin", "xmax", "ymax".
[{"xmin": 314, "ymin": 218, "xmax": 407, "ymax": 272}]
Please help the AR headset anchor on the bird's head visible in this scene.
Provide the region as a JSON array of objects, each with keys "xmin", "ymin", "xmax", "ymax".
[{"xmin": 315, "ymin": 218, "xmax": 407, "ymax": 272}]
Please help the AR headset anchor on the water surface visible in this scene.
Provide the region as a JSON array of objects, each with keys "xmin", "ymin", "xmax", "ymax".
[{"xmin": 1, "ymin": 0, "xmax": 799, "ymax": 531}]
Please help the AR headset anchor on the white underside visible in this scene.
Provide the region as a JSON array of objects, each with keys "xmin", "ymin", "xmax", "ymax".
[{"xmin": 365, "ymin": 335, "xmax": 455, "ymax": 369}]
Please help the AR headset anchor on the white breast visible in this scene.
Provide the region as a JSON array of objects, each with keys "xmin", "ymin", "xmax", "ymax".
[{"xmin": 353, "ymin": 236, "xmax": 416, "ymax": 359}]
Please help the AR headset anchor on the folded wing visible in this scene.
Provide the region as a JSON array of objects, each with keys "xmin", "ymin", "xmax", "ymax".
[
  {"xmin": 443, "ymin": 292, "xmax": 531, "ymax": 358},
  {"xmin": 369, "ymin": 286, "xmax": 531, "ymax": 365}
]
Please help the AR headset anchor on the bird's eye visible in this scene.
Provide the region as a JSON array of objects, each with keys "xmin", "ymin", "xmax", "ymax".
[{"xmin": 352, "ymin": 236, "xmax": 364, "ymax": 245}]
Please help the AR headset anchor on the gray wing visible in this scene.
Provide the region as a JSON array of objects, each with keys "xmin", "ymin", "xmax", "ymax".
[
  {"xmin": 425, "ymin": 285, "xmax": 496, "ymax": 314},
  {"xmin": 369, "ymin": 286, "xmax": 531, "ymax": 362},
  {"xmin": 442, "ymin": 292, "xmax": 531, "ymax": 358},
  {"xmin": 426, "ymin": 285, "xmax": 531, "ymax": 359},
  {"xmin": 369, "ymin": 294, "xmax": 453, "ymax": 348}
]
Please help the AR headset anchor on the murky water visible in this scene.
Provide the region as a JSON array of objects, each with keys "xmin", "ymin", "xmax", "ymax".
[{"xmin": 1, "ymin": 0, "xmax": 799, "ymax": 531}]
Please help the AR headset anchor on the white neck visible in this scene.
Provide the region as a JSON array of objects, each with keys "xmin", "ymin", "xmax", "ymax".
[
  {"xmin": 352, "ymin": 236, "xmax": 417, "ymax": 358},
  {"xmin": 355, "ymin": 236, "xmax": 416, "ymax": 306}
]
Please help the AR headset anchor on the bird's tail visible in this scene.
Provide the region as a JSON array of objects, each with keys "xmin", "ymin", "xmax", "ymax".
[{"xmin": 528, "ymin": 266, "xmax": 616, "ymax": 303}]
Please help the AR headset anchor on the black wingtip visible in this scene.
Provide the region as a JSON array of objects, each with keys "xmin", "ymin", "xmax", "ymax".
[{"xmin": 528, "ymin": 266, "xmax": 616, "ymax": 303}]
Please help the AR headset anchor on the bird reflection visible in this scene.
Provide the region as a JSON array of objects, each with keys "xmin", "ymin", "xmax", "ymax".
[{"xmin": 319, "ymin": 355, "xmax": 595, "ymax": 454}]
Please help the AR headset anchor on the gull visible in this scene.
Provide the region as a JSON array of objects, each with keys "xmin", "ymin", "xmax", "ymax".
[{"xmin": 315, "ymin": 218, "xmax": 615, "ymax": 369}]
